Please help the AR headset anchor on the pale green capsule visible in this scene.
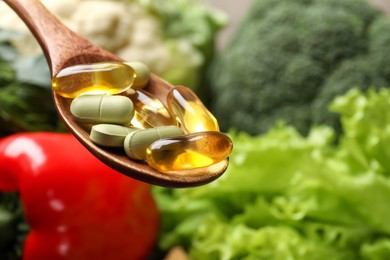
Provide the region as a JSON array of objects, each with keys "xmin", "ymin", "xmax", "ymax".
[
  {"xmin": 124, "ymin": 61, "xmax": 150, "ymax": 89},
  {"xmin": 90, "ymin": 124, "xmax": 139, "ymax": 147},
  {"xmin": 70, "ymin": 95, "xmax": 134, "ymax": 125},
  {"xmin": 124, "ymin": 126, "xmax": 184, "ymax": 160}
]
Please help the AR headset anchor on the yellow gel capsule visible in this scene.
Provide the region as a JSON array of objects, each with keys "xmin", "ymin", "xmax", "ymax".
[
  {"xmin": 167, "ymin": 86, "xmax": 219, "ymax": 133},
  {"xmin": 146, "ymin": 131, "xmax": 232, "ymax": 173},
  {"xmin": 126, "ymin": 89, "xmax": 176, "ymax": 129},
  {"xmin": 52, "ymin": 62, "xmax": 136, "ymax": 98}
]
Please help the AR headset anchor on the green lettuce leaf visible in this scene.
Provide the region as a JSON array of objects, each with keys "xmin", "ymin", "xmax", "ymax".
[{"xmin": 154, "ymin": 88, "xmax": 390, "ymax": 259}]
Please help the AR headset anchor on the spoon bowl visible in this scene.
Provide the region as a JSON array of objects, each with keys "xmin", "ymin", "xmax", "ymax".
[{"xmin": 4, "ymin": 0, "xmax": 229, "ymax": 188}]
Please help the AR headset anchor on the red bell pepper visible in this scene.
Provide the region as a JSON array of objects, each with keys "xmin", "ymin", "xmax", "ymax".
[{"xmin": 0, "ymin": 132, "xmax": 160, "ymax": 260}]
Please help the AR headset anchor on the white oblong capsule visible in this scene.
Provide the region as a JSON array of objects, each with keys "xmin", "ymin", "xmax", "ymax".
[
  {"xmin": 70, "ymin": 95, "xmax": 134, "ymax": 125},
  {"xmin": 90, "ymin": 124, "xmax": 139, "ymax": 147},
  {"xmin": 124, "ymin": 126, "xmax": 184, "ymax": 160}
]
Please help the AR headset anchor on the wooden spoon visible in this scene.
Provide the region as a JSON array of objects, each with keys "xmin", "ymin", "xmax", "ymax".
[{"xmin": 4, "ymin": 0, "xmax": 229, "ymax": 188}]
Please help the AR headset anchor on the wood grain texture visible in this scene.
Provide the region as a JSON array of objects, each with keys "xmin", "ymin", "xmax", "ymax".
[{"xmin": 4, "ymin": 0, "xmax": 228, "ymax": 188}]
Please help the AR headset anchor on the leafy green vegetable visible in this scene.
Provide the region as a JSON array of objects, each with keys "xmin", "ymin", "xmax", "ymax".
[
  {"xmin": 154, "ymin": 88, "xmax": 390, "ymax": 259},
  {"xmin": 0, "ymin": 30, "xmax": 63, "ymax": 137},
  {"xmin": 0, "ymin": 192, "xmax": 27, "ymax": 260}
]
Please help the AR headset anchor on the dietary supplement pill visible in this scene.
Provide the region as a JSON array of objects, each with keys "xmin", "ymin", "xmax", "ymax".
[
  {"xmin": 124, "ymin": 61, "xmax": 150, "ymax": 89},
  {"xmin": 52, "ymin": 62, "xmax": 135, "ymax": 98},
  {"xmin": 167, "ymin": 86, "xmax": 219, "ymax": 133},
  {"xmin": 124, "ymin": 126, "xmax": 184, "ymax": 160},
  {"xmin": 146, "ymin": 131, "xmax": 233, "ymax": 173},
  {"xmin": 126, "ymin": 89, "xmax": 176, "ymax": 129},
  {"xmin": 90, "ymin": 124, "xmax": 139, "ymax": 147},
  {"xmin": 70, "ymin": 95, "xmax": 134, "ymax": 125}
]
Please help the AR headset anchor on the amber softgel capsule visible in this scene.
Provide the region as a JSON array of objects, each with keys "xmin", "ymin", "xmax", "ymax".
[
  {"xmin": 146, "ymin": 131, "xmax": 233, "ymax": 173},
  {"xmin": 52, "ymin": 62, "xmax": 136, "ymax": 98},
  {"xmin": 126, "ymin": 89, "xmax": 176, "ymax": 129},
  {"xmin": 167, "ymin": 86, "xmax": 219, "ymax": 133}
]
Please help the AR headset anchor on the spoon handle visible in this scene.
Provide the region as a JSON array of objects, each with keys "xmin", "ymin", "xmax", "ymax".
[{"xmin": 4, "ymin": 0, "xmax": 120, "ymax": 75}]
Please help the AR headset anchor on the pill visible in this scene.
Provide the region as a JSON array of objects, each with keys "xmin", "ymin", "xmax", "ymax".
[
  {"xmin": 52, "ymin": 62, "xmax": 135, "ymax": 98},
  {"xmin": 167, "ymin": 86, "xmax": 219, "ymax": 133},
  {"xmin": 125, "ymin": 89, "xmax": 176, "ymax": 129},
  {"xmin": 124, "ymin": 126, "xmax": 184, "ymax": 160},
  {"xmin": 70, "ymin": 95, "xmax": 134, "ymax": 125},
  {"xmin": 123, "ymin": 61, "xmax": 150, "ymax": 89},
  {"xmin": 146, "ymin": 131, "xmax": 233, "ymax": 173},
  {"xmin": 90, "ymin": 124, "xmax": 139, "ymax": 147}
]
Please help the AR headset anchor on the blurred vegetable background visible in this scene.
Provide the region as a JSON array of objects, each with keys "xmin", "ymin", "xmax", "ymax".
[
  {"xmin": 154, "ymin": 88, "xmax": 390, "ymax": 259},
  {"xmin": 2, "ymin": 0, "xmax": 390, "ymax": 259},
  {"xmin": 154, "ymin": 0, "xmax": 390, "ymax": 259},
  {"xmin": 208, "ymin": 0, "xmax": 390, "ymax": 136}
]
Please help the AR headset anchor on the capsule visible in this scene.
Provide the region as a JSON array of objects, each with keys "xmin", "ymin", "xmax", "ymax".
[
  {"xmin": 126, "ymin": 89, "xmax": 176, "ymax": 129},
  {"xmin": 70, "ymin": 95, "xmax": 134, "ymax": 125},
  {"xmin": 167, "ymin": 86, "xmax": 219, "ymax": 133},
  {"xmin": 123, "ymin": 61, "xmax": 150, "ymax": 89},
  {"xmin": 52, "ymin": 62, "xmax": 136, "ymax": 98},
  {"xmin": 146, "ymin": 131, "xmax": 232, "ymax": 173},
  {"xmin": 124, "ymin": 126, "xmax": 184, "ymax": 160},
  {"xmin": 90, "ymin": 124, "xmax": 139, "ymax": 147}
]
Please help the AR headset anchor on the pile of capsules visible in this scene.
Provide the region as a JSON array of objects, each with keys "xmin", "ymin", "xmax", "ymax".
[{"xmin": 52, "ymin": 61, "xmax": 233, "ymax": 174}]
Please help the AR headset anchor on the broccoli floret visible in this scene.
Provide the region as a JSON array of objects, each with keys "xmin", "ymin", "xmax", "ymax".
[
  {"xmin": 368, "ymin": 17, "xmax": 390, "ymax": 85},
  {"xmin": 311, "ymin": 56, "xmax": 374, "ymax": 133},
  {"xmin": 209, "ymin": 0, "xmax": 387, "ymax": 135},
  {"xmin": 313, "ymin": 16, "xmax": 390, "ymax": 131}
]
